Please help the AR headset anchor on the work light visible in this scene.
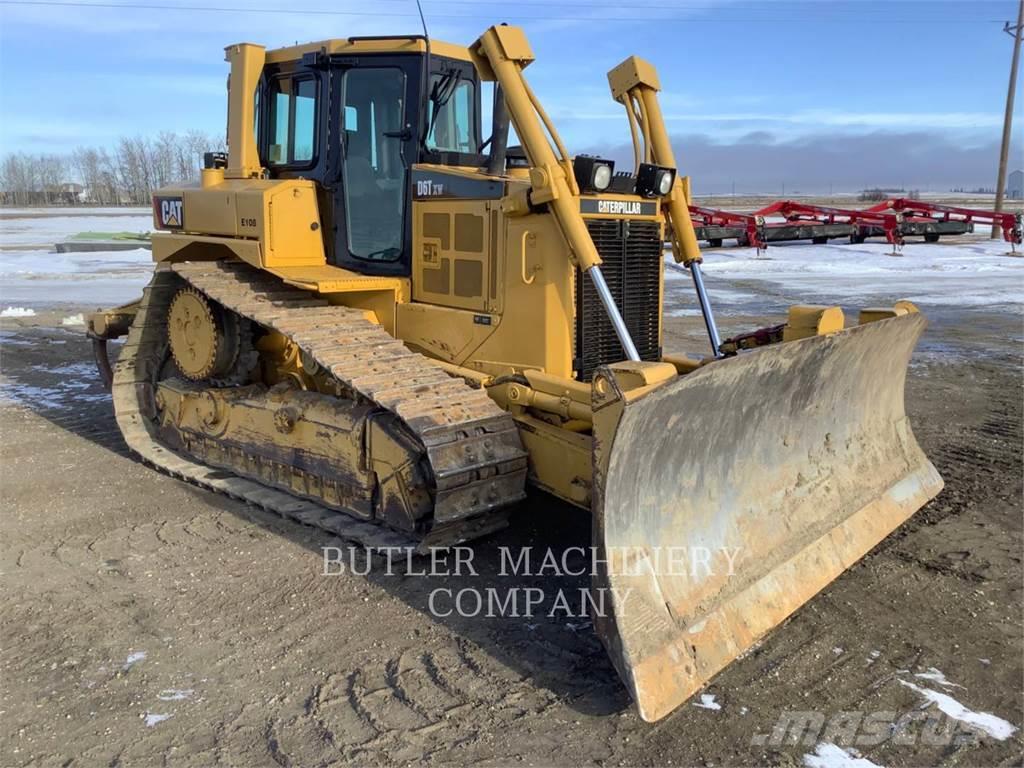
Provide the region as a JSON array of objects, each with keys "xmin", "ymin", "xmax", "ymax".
[
  {"xmin": 573, "ymin": 155, "xmax": 615, "ymax": 194},
  {"xmin": 636, "ymin": 163, "xmax": 676, "ymax": 198}
]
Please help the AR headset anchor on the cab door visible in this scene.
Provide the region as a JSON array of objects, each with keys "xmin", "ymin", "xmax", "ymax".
[{"xmin": 329, "ymin": 59, "xmax": 419, "ymax": 277}]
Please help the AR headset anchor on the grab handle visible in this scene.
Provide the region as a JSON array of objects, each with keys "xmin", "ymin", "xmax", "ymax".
[{"xmin": 521, "ymin": 231, "xmax": 537, "ymax": 285}]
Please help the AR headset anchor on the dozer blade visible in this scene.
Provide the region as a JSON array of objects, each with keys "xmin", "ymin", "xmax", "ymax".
[{"xmin": 590, "ymin": 312, "xmax": 942, "ymax": 722}]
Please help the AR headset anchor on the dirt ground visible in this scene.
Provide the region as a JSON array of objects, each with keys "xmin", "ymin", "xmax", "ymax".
[{"xmin": 2, "ymin": 269, "xmax": 1022, "ymax": 766}]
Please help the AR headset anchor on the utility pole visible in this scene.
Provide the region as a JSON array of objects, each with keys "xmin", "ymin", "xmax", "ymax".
[{"xmin": 993, "ymin": 0, "xmax": 1023, "ymax": 240}]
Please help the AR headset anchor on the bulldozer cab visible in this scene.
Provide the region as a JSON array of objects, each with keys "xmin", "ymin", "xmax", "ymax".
[{"xmin": 255, "ymin": 39, "xmax": 488, "ymax": 277}]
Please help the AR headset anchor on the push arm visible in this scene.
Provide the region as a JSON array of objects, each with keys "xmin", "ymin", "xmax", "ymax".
[
  {"xmin": 471, "ymin": 26, "xmax": 640, "ymax": 361},
  {"xmin": 607, "ymin": 57, "xmax": 702, "ymax": 267},
  {"xmin": 608, "ymin": 57, "xmax": 723, "ymax": 356}
]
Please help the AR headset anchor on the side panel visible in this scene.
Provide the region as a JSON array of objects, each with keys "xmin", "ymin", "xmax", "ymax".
[
  {"xmin": 399, "ymin": 207, "xmax": 576, "ymax": 378},
  {"xmin": 412, "ymin": 199, "xmax": 495, "ymax": 313},
  {"xmin": 152, "ymin": 179, "xmax": 325, "ymax": 269},
  {"xmin": 265, "ymin": 184, "xmax": 325, "ymax": 267},
  {"xmin": 396, "ymin": 302, "xmax": 498, "ymax": 364},
  {"xmin": 479, "ymin": 213, "xmax": 575, "ymax": 378}
]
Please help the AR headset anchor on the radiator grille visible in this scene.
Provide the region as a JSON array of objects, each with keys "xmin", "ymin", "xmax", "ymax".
[{"xmin": 575, "ymin": 219, "xmax": 662, "ymax": 381}]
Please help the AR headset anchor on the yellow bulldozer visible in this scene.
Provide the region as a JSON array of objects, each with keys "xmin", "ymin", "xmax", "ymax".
[{"xmin": 87, "ymin": 25, "xmax": 942, "ymax": 721}]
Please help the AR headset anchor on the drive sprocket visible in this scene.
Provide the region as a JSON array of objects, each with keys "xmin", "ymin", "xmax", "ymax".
[{"xmin": 167, "ymin": 286, "xmax": 251, "ymax": 383}]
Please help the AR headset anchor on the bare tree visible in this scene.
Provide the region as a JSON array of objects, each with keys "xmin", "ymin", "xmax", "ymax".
[
  {"xmin": 1, "ymin": 131, "xmax": 227, "ymax": 206},
  {"xmin": 152, "ymin": 132, "xmax": 177, "ymax": 190},
  {"xmin": 0, "ymin": 153, "xmax": 67, "ymax": 205},
  {"xmin": 1, "ymin": 154, "xmax": 30, "ymax": 206},
  {"xmin": 97, "ymin": 148, "xmax": 120, "ymax": 204},
  {"xmin": 38, "ymin": 154, "xmax": 66, "ymax": 204},
  {"xmin": 72, "ymin": 147, "xmax": 100, "ymax": 203}
]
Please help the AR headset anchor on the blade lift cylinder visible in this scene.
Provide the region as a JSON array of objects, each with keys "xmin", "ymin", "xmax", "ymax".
[{"xmin": 689, "ymin": 261, "xmax": 722, "ymax": 356}]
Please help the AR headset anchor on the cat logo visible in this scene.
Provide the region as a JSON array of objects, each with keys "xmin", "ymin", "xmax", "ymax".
[{"xmin": 155, "ymin": 196, "xmax": 184, "ymax": 229}]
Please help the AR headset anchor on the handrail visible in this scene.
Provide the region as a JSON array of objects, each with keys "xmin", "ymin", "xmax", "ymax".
[{"xmin": 520, "ymin": 231, "xmax": 537, "ymax": 285}]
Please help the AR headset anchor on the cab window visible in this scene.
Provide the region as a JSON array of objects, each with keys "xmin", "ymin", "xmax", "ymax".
[
  {"xmin": 426, "ymin": 75, "xmax": 476, "ymax": 154},
  {"xmin": 268, "ymin": 76, "xmax": 317, "ymax": 166}
]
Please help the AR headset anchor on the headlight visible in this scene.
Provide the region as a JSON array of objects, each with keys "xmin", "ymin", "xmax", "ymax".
[
  {"xmin": 593, "ymin": 163, "xmax": 613, "ymax": 191},
  {"xmin": 636, "ymin": 163, "xmax": 676, "ymax": 198},
  {"xmin": 657, "ymin": 169, "xmax": 673, "ymax": 195},
  {"xmin": 573, "ymin": 155, "xmax": 616, "ymax": 195}
]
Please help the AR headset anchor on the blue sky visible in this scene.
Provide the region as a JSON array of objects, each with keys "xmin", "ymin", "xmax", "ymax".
[{"xmin": 0, "ymin": 0, "xmax": 1019, "ymax": 192}]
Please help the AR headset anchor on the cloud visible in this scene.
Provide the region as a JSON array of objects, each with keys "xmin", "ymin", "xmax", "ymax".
[
  {"xmin": 560, "ymin": 108, "xmax": 1002, "ymax": 130},
  {"xmin": 581, "ymin": 130, "xmax": 1011, "ymax": 194},
  {"xmin": 0, "ymin": 116, "xmax": 125, "ymax": 147},
  {"xmin": 788, "ymin": 111, "xmax": 1002, "ymax": 129}
]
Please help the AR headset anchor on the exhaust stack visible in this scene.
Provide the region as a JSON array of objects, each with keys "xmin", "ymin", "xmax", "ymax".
[{"xmin": 224, "ymin": 43, "xmax": 266, "ymax": 179}]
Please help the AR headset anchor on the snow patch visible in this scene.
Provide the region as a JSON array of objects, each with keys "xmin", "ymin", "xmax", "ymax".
[
  {"xmin": 803, "ymin": 743, "xmax": 880, "ymax": 768},
  {"xmin": 157, "ymin": 688, "xmax": 194, "ymax": 701},
  {"xmin": 692, "ymin": 694, "xmax": 721, "ymax": 711},
  {"xmin": 1, "ymin": 306, "xmax": 36, "ymax": 317},
  {"xmin": 123, "ymin": 651, "xmax": 147, "ymax": 670},
  {"xmin": 681, "ymin": 236, "xmax": 1024, "ymax": 309},
  {"xmin": 0, "ymin": 210, "xmax": 151, "ymax": 246},
  {"xmin": 0, "ymin": 381, "xmax": 109, "ymax": 409},
  {"xmin": 143, "ymin": 713, "xmax": 172, "ymax": 727},
  {"xmin": 0, "ymin": 331, "xmax": 33, "ymax": 346},
  {"xmin": 0, "ymin": 233, "xmax": 152, "ymax": 307},
  {"xmin": 61, "ymin": 313, "xmax": 85, "ymax": 326},
  {"xmin": 898, "ymin": 679, "xmax": 1017, "ymax": 740},
  {"xmin": 914, "ymin": 667, "xmax": 965, "ymax": 689},
  {"xmin": 31, "ymin": 361, "xmax": 97, "ymax": 376}
]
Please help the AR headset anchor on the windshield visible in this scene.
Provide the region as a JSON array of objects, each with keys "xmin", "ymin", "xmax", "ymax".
[{"xmin": 425, "ymin": 72, "xmax": 477, "ymax": 154}]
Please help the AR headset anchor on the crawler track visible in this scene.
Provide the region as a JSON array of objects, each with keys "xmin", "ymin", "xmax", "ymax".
[{"xmin": 111, "ymin": 260, "xmax": 527, "ymax": 550}]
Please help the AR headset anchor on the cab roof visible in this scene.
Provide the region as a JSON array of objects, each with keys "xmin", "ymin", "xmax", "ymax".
[{"xmin": 264, "ymin": 36, "xmax": 473, "ymax": 65}]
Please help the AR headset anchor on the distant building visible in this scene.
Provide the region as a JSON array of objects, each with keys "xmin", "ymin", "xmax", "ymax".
[
  {"xmin": 59, "ymin": 182, "xmax": 84, "ymax": 204},
  {"xmin": 1008, "ymin": 170, "xmax": 1023, "ymax": 200}
]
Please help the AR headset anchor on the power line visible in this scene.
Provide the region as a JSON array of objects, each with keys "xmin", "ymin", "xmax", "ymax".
[
  {"xmin": 66, "ymin": 0, "xmax": 1013, "ymax": 10},
  {"xmin": 0, "ymin": 0, "xmax": 1005, "ymax": 23},
  {"xmin": 0, "ymin": 0, "xmax": 1005, "ymax": 7},
  {"xmin": 383, "ymin": 0, "xmax": 1001, "ymax": 12}
]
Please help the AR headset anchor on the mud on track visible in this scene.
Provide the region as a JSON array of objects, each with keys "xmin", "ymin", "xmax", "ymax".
[{"xmin": 1, "ymin": 306, "xmax": 1021, "ymax": 766}]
